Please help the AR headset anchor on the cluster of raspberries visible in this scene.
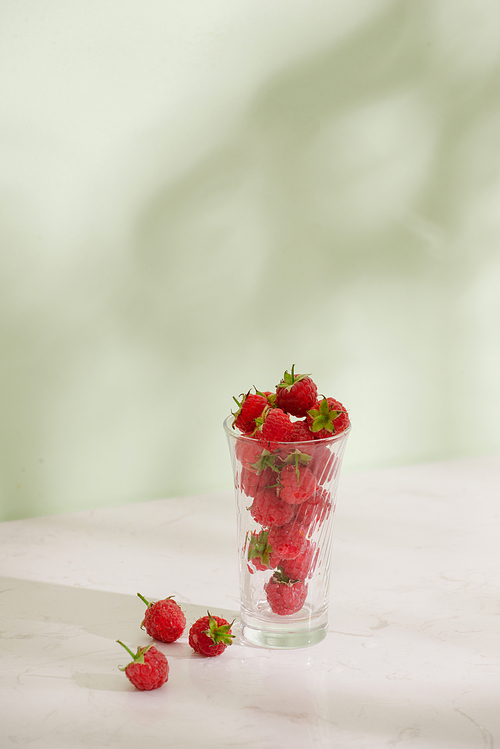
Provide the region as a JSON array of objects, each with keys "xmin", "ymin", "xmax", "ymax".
[
  {"xmin": 231, "ymin": 366, "xmax": 350, "ymax": 617},
  {"xmin": 117, "ymin": 596, "xmax": 234, "ymax": 691}
]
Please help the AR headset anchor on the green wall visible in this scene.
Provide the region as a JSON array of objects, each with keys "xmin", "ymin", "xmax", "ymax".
[{"xmin": 1, "ymin": 0, "xmax": 500, "ymax": 520}]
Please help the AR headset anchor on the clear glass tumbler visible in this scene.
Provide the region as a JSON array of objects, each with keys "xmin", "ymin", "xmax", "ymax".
[{"xmin": 224, "ymin": 416, "xmax": 350, "ymax": 649}]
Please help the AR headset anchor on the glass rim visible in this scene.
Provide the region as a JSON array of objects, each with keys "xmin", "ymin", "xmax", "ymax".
[{"xmin": 222, "ymin": 414, "xmax": 351, "ymax": 445}]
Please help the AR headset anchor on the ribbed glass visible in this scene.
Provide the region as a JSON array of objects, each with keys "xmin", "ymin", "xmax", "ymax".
[{"xmin": 224, "ymin": 416, "xmax": 350, "ymax": 649}]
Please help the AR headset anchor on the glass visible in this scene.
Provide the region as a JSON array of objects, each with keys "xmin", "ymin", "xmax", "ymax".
[{"xmin": 224, "ymin": 416, "xmax": 350, "ymax": 649}]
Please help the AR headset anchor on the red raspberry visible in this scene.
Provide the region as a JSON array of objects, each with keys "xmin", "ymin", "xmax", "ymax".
[
  {"xmin": 267, "ymin": 521, "xmax": 307, "ymax": 560},
  {"xmin": 290, "ymin": 419, "xmax": 315, "ymax": 442},
  {"xmin": 250, "ymin": 487, "xmax": 295, "ymax": 527},
  {"xmin": 264, "ymin": 570, "xmax": 308, "ymax": 615},
  {"xmin": 247, "ymin": 529, "xmax": 281, "ymax": 571},
  {"xmin": 189, "ymin": 612, "xmax": 234, "ymax": 657},
  {"xmin": 256, "ymin": 407, "xmax": 293, "ymax": 446},
  {"xmin": 279, "ymin": 539, "xmax": 317, "ymax": 581},
  {"xmin": 275, "ymin": 365, "xmax": 318, "ymax": 417},
  {"xmin": 235, "ymin": 438, "xmax": 264, "ymax": 469},
  {"xmin": 137, "ymin": 593, "xmax": 186, "ymax": 643},
  {"xmin": 232, "ymin": 391, "xmax": 268, "ymax": 434},
  {"xmin": 308, "ymin": 445, "xmax": 338, "ymax": 485},
  {"xmin": 279, "ymin": 464, "xmax": 318, "ymax": 505},
  {"xmin": 307, "ymin": 397, "xmax": 350, "ymax": 438},
  {"xmin": 117, "ymin": 641, "xmax": 169, "ymax": 691},
  {"xmin": 294, "ymin": 489, "xmax": 332, "ymax": 536},
  {"xmin": 240, "ymin": 466, "xmax": 275, "ymax": 498}
]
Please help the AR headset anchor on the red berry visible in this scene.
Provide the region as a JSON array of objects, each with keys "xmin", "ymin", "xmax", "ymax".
[
  {"xmin": 264, "ymin": 570, "xmax": 308, "ymax": 615},
  {"xmin": 294, "ymin": 489, "xmax": 332, "ymax": 536},
  {"xmin": 307, "ymin": 397, "xmax": 350, "ymax": 438},
  {"xmin": 250, "ymin": 487, "xmax": 295, "ymax": 527},
  {"xmin": 256, "ymin": 408, "xmax": 293, "ymax": 446},
  {"xmin": 235, "ymin": 438, "xmax": 265, "ymax": 469},
  {"xmin": 137, "ymin": 593, "xmax": 186, "ymax": 643},
  {"xmin": 232, "ymin": 392, "xmax": 268, "ymax": 434},
  {"xmin": 290, "ymin": 419, "xmax": 315, "ymax": 442},
  {"xmin": 117, "ymin": 641, "xmax": 169, "ymax": 691},
  {"xmin": 275, "ymin": 365, "xmax": 318, "ymax": 418},
  {"xmin": 247, "ymin": 529, "xmax": 281, "ymax": 570},
  {"xmin": 240, "ymin": 466, "xmax": 275, "ymax": 498},
  {"xmin": 267, "ymin": 521, "xmax": 307, "ymax": 560},
  {"xmin": 279, "ymin": 539, "xmax": 317, "ymax": 581},
  {"xmin": 189, "ymin": 612, "xmax": 234, "ymax": 657},
  {"xmin": 279, "ymin": 464, "xmax": 319, "ymax": 505}
]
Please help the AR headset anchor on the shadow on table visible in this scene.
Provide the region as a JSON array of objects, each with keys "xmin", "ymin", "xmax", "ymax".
[{"xmin": 0, "ymin": 575, "xmax": 239, "ymax": 691}]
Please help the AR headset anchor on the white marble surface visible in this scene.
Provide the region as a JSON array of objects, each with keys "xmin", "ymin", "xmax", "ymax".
[{"xmin": 1, "ymin": 454, "xmax": 499, "ymax": 749}]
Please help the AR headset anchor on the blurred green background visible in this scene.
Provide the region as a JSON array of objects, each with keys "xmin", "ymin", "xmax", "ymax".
[{"xmin": 1, "ymin": 0, "xmax": 500, "ymax": 520}]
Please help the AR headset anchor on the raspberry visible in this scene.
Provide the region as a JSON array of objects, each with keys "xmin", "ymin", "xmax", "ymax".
[
  {"xmin": 294, "ymin": 489, "xmax": 332, "ymax": 536},
  {"xmin": 189, "ymin": 612, "xmax": 234, "ymax": 657},
  {"xmin": 264, "ymin": 570, "xmax": 308, "ymax": 615},
  {"xmin": 250, "ymin": 487, "xmax": 295, "ymax": 527},
  {"xmin": 290, "ymin": 419, "xmax": 315, "ymax": 442},
  {"xmin": 117, "ymin": 641, "xmax": 169, "ymax": 691},
  {"xmin": 240, "ymin": 466, "xmax": 275, "ymax": 498},
  {"xmin": 247, "ymin": 529, "xmax": 281, "ymax": 570},
  {"xmin": 279, "ymin": 464, "xmax": 318, "ymax": 505},
  {"xmin": 275, "ymin": 365, "xmax": 318, "ymax": 418},
  {"xmin": 137, "ymin": 593, "xmax": 186, "ymax": 643},
  {"xmin": 235, "ymin": 438, "xmax": 264, "ymax": 469},
  {"xmin": 232, "ymin": 391, "xmax": 268, "ymax": 434},
  {"xmin": 267, "ymin": 521, "xmax": 307, "ymax": 560},
  {"xmin": 279, "ymin": 539, "xmax": 317, "ymax": 581},
  {"xmin": 308, "ymin": 445, "xmax": 338, "ymax": 485},
  {"xmin": 256, "ymin": 407, "xmax": 293, "ymax": 446},
  {"xmin": 307, "ymin": 397, "xmax": 350, "ymax": 438}
]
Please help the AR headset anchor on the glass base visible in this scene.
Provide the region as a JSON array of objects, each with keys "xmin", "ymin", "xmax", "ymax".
[{"xmin": 240, "ymin": 605, "xmax": 329, "ymax": 649}]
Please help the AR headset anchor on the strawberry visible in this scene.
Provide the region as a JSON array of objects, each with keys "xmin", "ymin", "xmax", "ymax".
[
  {"xmin": 307, "ymin": 397, "xmax": 350, "ymax": 438},
  {"xmin": 250, "ymin": 486, "xmax": 295, "ymax": 527},
  {"xmin": 189, "ymin": 612, "xmax": 234, "ymax": 657},
  {"xmin": 256, "ymin": 407, "xmax": 293, "ymax": 446},
  {"xmin": 279, "ymin": 539, "xmax": 317, "ymax": 581},
  {"xmin": 264, "ymin": 569, "xmax": 308, "ymax": 615},
  {"xmin": 267, "ymin": 521, "xmax": 307, "ymax": 560},
  {"xmin": 279, "ymin": 464, "xmax": 318, "ymax": 505},
  {"xmin": 137, "ymin": 593, "xmax": 186, "ymax": 643},
  {"xmin": 117, "ymin": 641, "xmax": 169, "ymax": 691},
  {"xmin": 232, "ymin": 391, "xmax": 268, "ymax": 434},
  {"xmin": 275, "ymin": 365, "xmax": 318, "ymax": 417}
]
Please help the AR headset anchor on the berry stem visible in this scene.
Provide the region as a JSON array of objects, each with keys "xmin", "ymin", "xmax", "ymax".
[
  {"xmin": 117, "ymin": 640, "xmax": 135, "ymax": 659},
  {"xmin": 137, "ymin": 592, "xmax": 152, "ymax": 608}
]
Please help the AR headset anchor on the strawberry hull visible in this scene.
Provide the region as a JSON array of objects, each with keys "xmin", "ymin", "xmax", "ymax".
[{"xmin": 224, "ymin": 414, "xmax": 350, "ymax": 650}]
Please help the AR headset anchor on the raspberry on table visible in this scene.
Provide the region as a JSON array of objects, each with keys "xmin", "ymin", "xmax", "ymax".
[
  {"xmin": 275, "ymin": 365, "xmax": 318, "ymax": 418},
  {"xmin": 137, "ymin": 593, "xmax": 186, "ymax": 643},
  {"xmin": 117, "ymin": 641, "xmax": 169, "ymax": 691},
  {"xmin": 189, "ymin": 612, "xmax": 234, "ymax": 657},
  {"xmin": 264, "ymin": 570, "xmax": 308, "ymax": 615}
]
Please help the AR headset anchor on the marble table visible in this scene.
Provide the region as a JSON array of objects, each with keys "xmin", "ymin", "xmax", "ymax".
[{"xmin": 1, "ymin": 454, "xmax": 499, "ymax": 748}]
